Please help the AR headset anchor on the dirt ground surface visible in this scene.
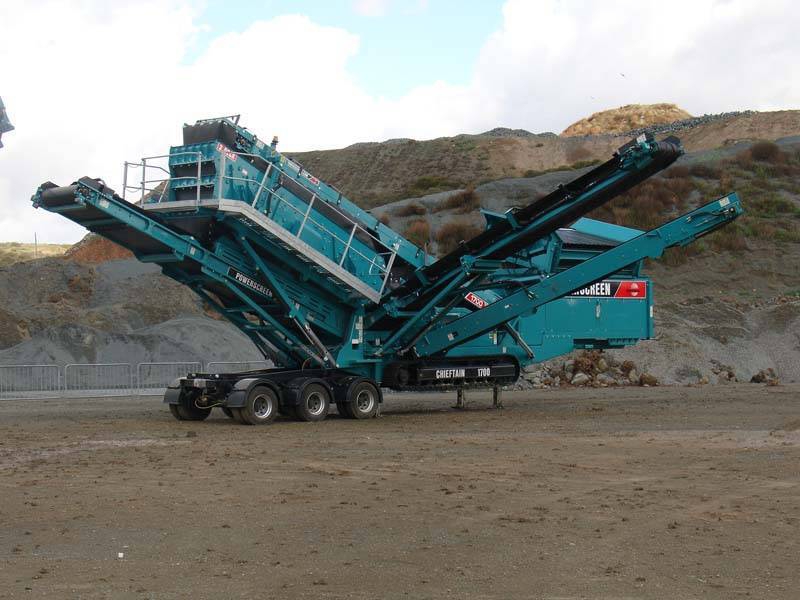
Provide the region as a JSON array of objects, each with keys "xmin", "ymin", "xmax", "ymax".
[{"xmin": 1, "ymin": 385, "xmax": 798, "ymax": 599}]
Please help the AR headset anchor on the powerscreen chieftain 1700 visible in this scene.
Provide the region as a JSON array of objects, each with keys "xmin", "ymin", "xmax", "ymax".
[{"xmin": 33, "ymin": 116, "xmax": 742, "ymax": 424}]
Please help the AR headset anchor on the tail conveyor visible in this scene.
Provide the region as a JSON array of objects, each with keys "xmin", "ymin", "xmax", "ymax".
[{"xmin": 32, "ymin": 116, "xmax": 743, "ymax": 424}]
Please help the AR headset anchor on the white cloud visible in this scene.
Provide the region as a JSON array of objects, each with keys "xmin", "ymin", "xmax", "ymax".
[
  {"xmin": 352, "ymin": 0, "xmax": 392, "ymax": 17},
  {"xmin": 1, "ymin": 0, "xmax": 798, "ymax": 243},
  {"xmin": 352, "ymin": 0, "xmax": 427, "ymax": 16}
]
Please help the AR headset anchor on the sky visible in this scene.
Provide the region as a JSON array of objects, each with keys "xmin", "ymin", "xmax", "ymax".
[{"xmin": 1, "ymin": 0, "xmax": 799, "ymax": 244}]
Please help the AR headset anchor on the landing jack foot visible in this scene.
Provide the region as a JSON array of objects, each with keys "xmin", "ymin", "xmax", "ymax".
[
  {"xmin": 492, "ymin": 386, "xmax": 504, "ymax": 409},
  {"xmin": 453, "ymin": 388, "xmax": 466, "ymax": 410}
]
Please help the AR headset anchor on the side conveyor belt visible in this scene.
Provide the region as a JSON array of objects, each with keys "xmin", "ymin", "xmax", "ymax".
[
  {"xmin": 392, "ymin": 135, "xmax": 682, "ymax": 300},
  {"xmin": 410, "ymin": 193, "xmax": 743, "ymax": 357}
]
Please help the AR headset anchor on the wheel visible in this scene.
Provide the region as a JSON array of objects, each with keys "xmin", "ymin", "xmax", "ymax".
[
  {"xmin": 337, "ymin": 401, "xmax": 354, "ymax": 419},
  {"xmin": 173, "ymin": 391, "xmax": 211, "ymax": 421},
  {"xmin": 221, "ymin": 406, "xmax": 235, "ymax": 419},
  {"xmin": 295, "ymin": 383, "xmax": 330, "ymax": 422},
  {"xmin": 345, "ymin": 381, "xmax": 380, "ymax": 419},
  {"xmin": 230, "ymin": 407, "xmax": 249, "ymax": 425},
  {"xmin": 238, "ymin": 386, "xmax": 278, "ymax": 426}
]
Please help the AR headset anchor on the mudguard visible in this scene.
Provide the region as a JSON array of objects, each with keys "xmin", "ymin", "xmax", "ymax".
[
  {"xmin": 332, "ymin": 376, "xmax": 384, "ymax": 405},
  {"xmin": 163, "ymin": 382, "xmax": 183, "ymax": 405},
  {"xmin": 225, "ymin": 377, "xmax": 281, "ymax": 408},
  {"xmin": 281, "ymin": 377, "xmax": 333, "ymax": 408}
]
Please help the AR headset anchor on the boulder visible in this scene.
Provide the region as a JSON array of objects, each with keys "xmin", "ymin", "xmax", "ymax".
[
  {"xmin": 639, "ymin": 373, "xmax": 658, "ymax": 387},
  {"xmin": 597, "ymin": 373, "xmax": 617, "ymax": 386},
  {"xmin": 571, "ymin": 371, "xmax": 590, "ymax": 386}
]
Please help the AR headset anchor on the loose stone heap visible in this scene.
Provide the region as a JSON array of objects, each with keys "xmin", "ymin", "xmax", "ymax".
[{"xmin": 514, "ymin": 350, "xmax": 658, "ymax": 390}]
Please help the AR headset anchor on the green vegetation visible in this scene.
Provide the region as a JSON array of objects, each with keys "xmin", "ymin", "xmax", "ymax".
[
  {"xmin": 435, "ymin": 221, "xmax": 482, "ymax": 256},
  {"xmin": 590, "ymin": 140, "xmax": 800, "ymax": 265},
  {"xmin": 0, "ymin": 242, "xmax": 71, "ymax": 266},
  {"xmin": 523, "ymin": 159, "xmax": 601, "ymax": 179},
  {"xmin": 404, "ymin": 219, "xmax": 431, "ymax": 248},
  {"xmin": 392, "ymin": 202, "xmax": 427, "ymax": 217},
  {"xmin": 406, "ymin": 175, "xmax": 463, "ymax": 196},
  {"xmin": 432, "ymin": 188, "xmax": 480, "ymax": 214}
]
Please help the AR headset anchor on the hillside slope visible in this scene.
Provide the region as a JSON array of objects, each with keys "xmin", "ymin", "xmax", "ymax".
[
  {"xmin": 289, "ymin": 110, "xmax": 800, "ymax": 207},
  {"xmin": 370, "ymin": 135, "xmax": 800, "ymax": 384},
  {"xmin": 0, "ymin": 258, "xmax": 264, "ymax": 366},
  {"xmin": 3, "ymin": 109, "xmax": 799, "ymax": 385},
  {"xmin": 0, "ymin": 242, "xmax": 70, "ymax": 266},
  {"xmin": 562, "ymin": 103, "xmax": 692, "ymax": 136}
]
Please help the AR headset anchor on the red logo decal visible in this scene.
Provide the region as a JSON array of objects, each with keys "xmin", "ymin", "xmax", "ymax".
[
  {"xmin": 465, "ymin": 292, "xmax": 487, "ymax": 309},
  {"xmin": 614, "ymin": 281, "xmax": 647, "ymax": 298}
]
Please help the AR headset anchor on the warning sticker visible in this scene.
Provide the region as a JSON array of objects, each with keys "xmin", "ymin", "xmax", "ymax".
[
  {"xmin": 216, "ymin": 142, "xmax": 237, "ymax": 162},
  {"xmin": 301, "ymin": 171, "xmax": 320, "ymax": 186}
]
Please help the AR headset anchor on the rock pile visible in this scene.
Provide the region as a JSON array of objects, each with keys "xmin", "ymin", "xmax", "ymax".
[
  {"xmin": 514, "ymin": 350, "xmax": 659, "ymax": 390},
  {"xmin": 750, "ymin": 368, "xmax": 779, "ymax": 385},
  {"xmin": 562, "ymin": 104, "xmax": 692, "ymax": 136},
  {"xmin": 65, "ymin": 233, "xmax": 132, "ymax": 264},
  {"xmin": 615, "ymin": 110, "xmax": 756, "ymax": 139}
]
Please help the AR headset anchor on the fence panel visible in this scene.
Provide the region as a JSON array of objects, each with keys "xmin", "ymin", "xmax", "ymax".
[
  {"xmin": 206, "ymin": 361, "xmax": 272, "ymax": 374},
  {"xmin": 137, "ymin": 362, "xmax": 202, "ymax": 395},
  {"xmin": 64, "ymin": 363, "xmax": 133, "ymax": 397},
  {"xmin": 0, "ymin": 365, "xmax": 61, "ymax": 400}
]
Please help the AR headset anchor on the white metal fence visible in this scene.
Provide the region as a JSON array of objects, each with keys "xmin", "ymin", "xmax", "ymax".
[
  {"xmin": 137, "ymin": 362, "xmax": 202, "ymax": 395},
  {"xmin": 0, "ymin": 361, "xmax": 270, "ymax": 400},
  {"xmin": 64, "ymin": 363, "xmax": 134, "ymax": 398},
  {"xmin": 206, "ymin": 361, "xmax": 272, "ymax": 373},
  {"xmin": 0, "ymin": 365, "xmax": 62, "ymax": 400}
]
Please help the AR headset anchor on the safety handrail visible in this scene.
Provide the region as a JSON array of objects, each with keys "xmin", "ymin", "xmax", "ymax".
[
  {"xmin": 123, "ymin": 152, "xmax": 202, "ymax": 204},
  {"xmin": 123, "ymin": 147, "xmax": 400, "ymax": 294},
  {"xmin": 219, "ymin": 148, "xmax": 394, "ymax": 254}
]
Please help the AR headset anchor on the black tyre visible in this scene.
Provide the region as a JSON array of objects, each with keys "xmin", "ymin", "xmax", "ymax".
[
  {"xmin": 169, "ymin": 403, "xmax": 183, "ymax": 421},
  {"xmin": 295, "ymin": 383, "xmax": 330, "ymax": 422},
  {"xmin": 174, "ymin": 391, "xmax": 211, "ymax": 421},
  {"xmin": 230, "ymin": 407, "xmax": 249, "ymax": 425},
  {"xmin": 337, "ymin": 401, "xmax": 354, "ymax": 419},
  {"xmin": 346, "ymin": 381, "xmax": 380, "ymax": 419},
  {"xmin": 238, "ymin": 386, "xmax": 278, "ymax": 426}
]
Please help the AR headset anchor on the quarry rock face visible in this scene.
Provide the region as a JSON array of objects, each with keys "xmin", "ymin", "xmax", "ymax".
[
  {"xmin": 562, "ymin": 103, "xmax": 693, "ymax": 136},
  {"xmin": 3, "ymin": 112, "xmax": 800, "ymax": 385}
]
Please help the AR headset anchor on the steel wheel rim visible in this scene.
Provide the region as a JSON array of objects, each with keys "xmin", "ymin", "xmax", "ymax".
[
  {"xmin": 253, "ymin": 394, "xmax": 273, "ymax": 419},
  {"xmin": 356, "ymin": 389, "xmax": 374, "ymax": 413},
  {"xmin": 307, "ymin": 391, "xmax": 325, "ymax": 416}
]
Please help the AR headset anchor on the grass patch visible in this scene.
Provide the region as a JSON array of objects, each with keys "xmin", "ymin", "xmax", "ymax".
[
  {"xmin": 707, "ymin": 222, "xmax": 748, "ymax": 251},
  {"xmin": 435, "ymin": 221, "xmax": 482, "ymax": 256},
  {"xmin": 523, "ymin": 159, "xmax": 600, "ymax": 179},
  {"xmin": 663, "ymin": 165, "xmax": 690, "ymax": 179},
  {"xmin": 689, "ymin": 163, "xmax": 721, "ymax": 179},
  {"xmin": 407, "ymin": 175, "xmax": 462, "ymax": 196},
  {"xmin": 393, "ymin": 203, "xmax": 427, "ymax": 217},
  {"xmin": 750, "ymin": 141, "xmax": 782, "ymax": 162},
  {"xmin": 0, "ymin": 242, "xmax": 71, "ymax": 266},
  {"xmin": 588, "ymin": 176, "xmax": 695, "ymax": 230},
  {"xmin": 404, "ymin": 219, "xmax": 431, "ymax": 248},
  {"xmin": 432, "ymin": 188, "xmax": 480, "ymax": 213}
]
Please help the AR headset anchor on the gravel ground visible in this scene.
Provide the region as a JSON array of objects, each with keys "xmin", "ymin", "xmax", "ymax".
[{"xmin": 1, "ymin": 384, "xmax": 798, "ymax": 599}]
